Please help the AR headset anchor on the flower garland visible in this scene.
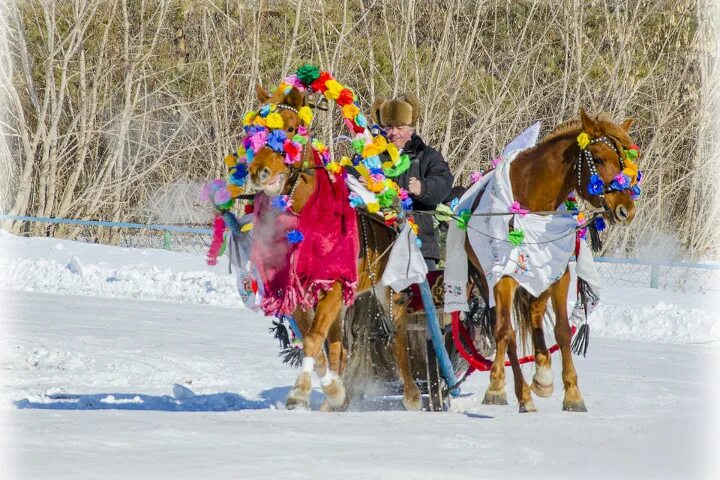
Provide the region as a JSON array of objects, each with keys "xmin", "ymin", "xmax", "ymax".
[{"xmin": 200, "ymin": 64, "xmax": 422, "ymax": 256}]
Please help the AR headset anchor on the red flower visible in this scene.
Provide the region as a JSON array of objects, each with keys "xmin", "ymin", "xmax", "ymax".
[
  {"xmin": 244, "ymin": 203, "xmax": 254, "ymax": 214},
  {"xmin": 337, "ymin": 88, "xmax": 354, "ymax": 106},
  {"xmin": 310, "ymin": 71, "xmax": 332, "ymax": 93},
  {"xmin": 351, "ymin": 122, "xmax": 365, "ymax": 134},
  {"xmin": 284, "ymin": 139, "xmax": 302, "ymax": 161}
]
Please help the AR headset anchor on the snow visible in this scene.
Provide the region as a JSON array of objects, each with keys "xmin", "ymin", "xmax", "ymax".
[{"xmin": 1, "ymin": 231, "xmax": 718, "ymax": 479}]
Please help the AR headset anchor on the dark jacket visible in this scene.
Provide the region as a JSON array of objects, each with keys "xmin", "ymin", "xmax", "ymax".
[{"xmin": 392, "ymin": 133, "xmax": 454, "ymax": 261}]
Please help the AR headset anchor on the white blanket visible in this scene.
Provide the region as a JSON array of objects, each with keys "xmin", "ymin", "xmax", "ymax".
[{"xmin": 444, "ymin": 123, "xmax": 598, "ymax": 312}]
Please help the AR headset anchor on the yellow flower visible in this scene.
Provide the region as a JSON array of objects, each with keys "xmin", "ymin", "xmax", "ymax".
[
  {"xmin": 385, "ymin": 142, "xmax": 399, "ymax": 162},
  {"xmin": 228, "ymin": 184, "xmax": 244, "ymax": 197},
  {"xmin": 623, "ymin": 161, "xmax": 639, "ymax": 184},
  {"xmin": 240, "ymin": 222, "xmax": 253, "ymax": 233},
  {"xmin": 224, "ymin": 154, "xmax": 237, "ymax": 168},
  {"xmin": 298, "ymin": 106, "xmax": 313, "ymax": 126},
  {"xmin": 577, "ymin": 132, "xmax": 590, "ymax": 150},
  {"xmin": 243, "ymin": 111, "xmax": 257, "ymax": 126},
  {"xmin": 382, "ymin": 161, "xmax": 394, "ymax": 170},
  {"xmin": 367, "ymin": 202, "xmax": 380, "ymax": 214},
  {"xmin": 265, "ymin": 112, "xmax": 284, "ymax": 130},
  {"xmin": 362, "ymin": 143, "xmax": 381, "ymax": 158},
  {"xmin": 342, "ymin": 103, "xmax": 359, "ymax": 119},
  {"xmin": 254, "ymin": 117, "xmax": 266, "ymax": 127},
  {"xmin": 324, "ymin": 79, "xmax": 344, "ymax": 100},
  {"xmin": 373, "ymin": 134, "xmax": 387, "ymax": 151},
  {"xmin": 367, "ymin": 178, "xmax": 385, "ymax": 193},
  {"xmin": 340, "ymin": 156, "xmax": 353, "ymax": 167},
  {"xmin": 326, "ymin": 162, "xmax": 342, "ymax": 174}
]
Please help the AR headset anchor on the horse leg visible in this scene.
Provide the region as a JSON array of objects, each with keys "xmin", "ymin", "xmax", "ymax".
[
  {"xmin": 528, "ymin": 292, "xmax": 554, "ymax": 398},
  {"xmin": 320, "ymin": 307, "xmax": 349, "ymax": 410},
  {"xmin": 286, "ymin": 282, "xmax": 345, "ymax": 410},
  {"xmin": 550, "ymin": 270, "xmax": 587, "ymax": 412},
  {"xmin": 482, "ymin": 276, "xmax": 517, "ymax": 405},
  {"xmin": 506, "ymin": 332, "xmax": 536, "ymax": 413},
  {"xmin": 390, "ymin": 290, "xmax": 421, "ymax": 411}
]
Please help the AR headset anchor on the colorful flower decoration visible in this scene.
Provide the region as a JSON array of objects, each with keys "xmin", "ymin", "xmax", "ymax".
[
  {"xmin": 508, "ymin": 229, "xmax": 525, "ymax": 247},
  {"xmin": 508, "ymin": 201, "xmax": 529, "ymax": 217},
  {"xmin": 588, "ymin": 174, "xmax": 605, "ymax": 196},
  {"xmin": 286, "ymin": 229, "xmax": 304, "ymax": 244}
]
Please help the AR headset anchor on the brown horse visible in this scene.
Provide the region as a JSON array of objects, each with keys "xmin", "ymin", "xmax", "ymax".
[
  {"xmin": 247, "ymin": 85, "xmax": 421, "ymax": 411},
  {"xmin": 467, "ymin": 110, "xmax": 638, "ymax": 412}
]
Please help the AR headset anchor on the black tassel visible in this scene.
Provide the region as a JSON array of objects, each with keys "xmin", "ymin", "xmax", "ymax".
[
  {"xmin": 269, "ymin": 319, "xmax": 291, "ymax": 349},
  {"xmin": 279, "ymin": 347, "xmax": 303, "ymax": 367},
  {"xmin": 587, "ymin": 221, "xmax": 603, "ymax": 253},
  {"xmin": 571, "ymin": 323, "xmax": 590, "ymax": 357},
  {"xmin": 572, "ymin": 278, "xmax": 597, "ymax": 357}
]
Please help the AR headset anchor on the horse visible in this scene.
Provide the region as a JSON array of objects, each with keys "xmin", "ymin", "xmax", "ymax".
[
  {"xmin": 466, "ymin": 109, "xmax": 639, "ymax": 412},
  {"xmin": 247, "ymin": 84, "xmax": 421, "ymax": 411}
]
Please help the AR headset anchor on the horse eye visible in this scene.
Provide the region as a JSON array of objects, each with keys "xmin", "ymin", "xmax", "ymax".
[{"xmin": 286, "ymin": 126, "xmax": 295, "ymax": 133}]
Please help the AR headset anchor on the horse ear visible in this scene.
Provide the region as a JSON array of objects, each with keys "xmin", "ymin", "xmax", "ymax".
[
  {"xmin": 620, "ymin": 118, "xmax": 634, "ymax": 132},
  {"xmin": 284, "ymin": 87, "xmax": 305, "ymax": 110},
  {"xmin": 579, "ymin": 107, "xmax": 601, "ymax": 136},
  {"xmin": 256, "ymin": 83, "xmax": 270, "ymax": 103},
  {"xmin": 371, "ymin": 97, "xmax": 386, "ymax": 126}
]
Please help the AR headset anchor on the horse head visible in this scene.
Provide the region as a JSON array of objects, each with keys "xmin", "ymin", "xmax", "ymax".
[
  {"xmin": 247, "ymin": 84, "xmax": 307, "ymax": 196},
  {"xmin": 577, "ymin": 108, "xmax": 640, "ymax": 225}
]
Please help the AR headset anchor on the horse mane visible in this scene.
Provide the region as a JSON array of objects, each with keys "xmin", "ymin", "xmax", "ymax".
[{"xmin": 540, "ymin": 113, "xmax": 632, "ymax": 147}]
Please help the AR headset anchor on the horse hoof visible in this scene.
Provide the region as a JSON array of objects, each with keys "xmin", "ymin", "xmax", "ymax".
[
  {"xmin": 530, "ymin": 380, "xmax": 554, "ymax": 398},
  {"xmin": 402, "ymin": 387, "xmax": 422, "ymax": 411},
  {"xmin": 482, "ymin": 390, "xmax": 508, "ymax": 405},
  {"xmin": 519, "ymin": 401, "xmax": 537, "ymax": 413},
  {"xmin": 562, "ymin": 399, "xmax": 588, "ymax": 412},
  {"xmin": 286, "ymin": 372, "xmax": 311, "ymax": 410},
  {"xmin": 321, "ymin": 377, "xmax": 347, "ymax": 408}
]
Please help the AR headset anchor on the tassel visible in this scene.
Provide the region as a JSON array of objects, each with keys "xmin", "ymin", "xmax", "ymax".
[
  {"xmin": 369, "ymin": 310, "xmax": 396, "ymax": 345},
  {"xmin": 571, "ymin": 323, "xmax": 590, "ymax": 356},
  {"xmin": 587, "ymin": 220, "xmax": 603, "ymax": 253},
  {"xmin": 268, "ymin": 319, "xmax": 291, "ymax": 349},
  {"xmin": 572, "ymin": 278, "xmax": 597, "ymax": 357},
  {"xmin": 206, "ymin": 215, "xmax": 226, "ymax": 265},
  {"xmin": 279, "ymin": 347, "xmax": 304, "ymax": 367}
]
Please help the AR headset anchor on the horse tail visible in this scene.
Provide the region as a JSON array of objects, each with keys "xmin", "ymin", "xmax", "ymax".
[{"xmin": 512, "ymin": 287, "xmax": 533, "ymax": 357}]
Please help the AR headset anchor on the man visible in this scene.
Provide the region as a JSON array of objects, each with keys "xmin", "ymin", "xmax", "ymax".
[{"xmin": 370, "ymin": 93, "xmax": 454, "ymax": 270}]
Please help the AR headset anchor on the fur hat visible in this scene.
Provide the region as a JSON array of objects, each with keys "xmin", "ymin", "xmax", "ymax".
[{"xmin": 370, "ymin": 93, "xmax": 420, "ymax": 127}]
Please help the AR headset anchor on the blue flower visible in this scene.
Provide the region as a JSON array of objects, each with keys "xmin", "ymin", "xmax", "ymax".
[
  {"xmin": 637, "ymin": 170, "xmax": 644, "ymax": 184},
  {"xmin": 631, "ymin": 184, "xmax": 641, "ymax": 200},
  {"xmin": 594, "ymin": 217, "xmax": 606, "ymax": 231},
  {"xmin": 348, "ymin": 193, "xmax": 364, "ymax": 208},
  {"xmin": 587, "ymin": 174, "xmax": 605, "ymax": 196},
  {"xmin": 351, "ymin": 154, "xmax": 362, "ymax": 166},
  {"xmin": 449, "ymin": 197, "xmax": 459, "ymax": 211},
  {"xmin": 267, "ymin": 130, "xmax": 287, "ymax": 153},
  {"xmin": 245, "ymin": 148, "xmax": 254, "ymax": 162},
  {"xmin": 415, "ymin": 237, "xmax": 423, "ymax": 248},
  {"xmin": 286, "ymin": 229, "xmax": 304, "ymax": 244},
  {"xmin": 355, "ymin": 113, "xmax": 367, "ymax": 128},
  {"xmin": 271, "ymin": 195, "xmax": 289, "ymax": 210},
  {"xmin": 365, "ymin": 155, "xmax": 381, "ymax": 169},
  {"xmin": 401, "ymin": 198, "xmax": 413, "ymax": 210},
  {"xmin": 229, "ymin": 164, "xmax": 248, "ymax": 186},
  {"xmin": 369, "ymin": 167, "xmax": 384, "ymax": 176},
  {"xmin": 259, "ymin": 104, "xmax": 271, "ymax": 117}
]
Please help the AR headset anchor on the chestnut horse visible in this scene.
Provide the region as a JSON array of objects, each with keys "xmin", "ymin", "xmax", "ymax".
[
  {"xmin": 248, "ymin": 85, "xmax": 421, "ymax": 411},
  {"xmin": 468, "ymin": 110, "xmax": 638, "ymax": 412}
]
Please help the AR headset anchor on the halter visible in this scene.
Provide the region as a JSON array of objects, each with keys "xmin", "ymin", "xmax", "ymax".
[{"xmin": 574, "ymin": 134, "xmax": 630, "ymax": 200}]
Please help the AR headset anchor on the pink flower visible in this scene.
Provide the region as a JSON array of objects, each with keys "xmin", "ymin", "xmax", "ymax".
[
  {"xmin": 214, "ymin": 188, "xmax": 231, "ymax": 204},
  {"xmin": 492, "ymin": 156, "xmax": 502, "ymax": 167},
  {"xmin": 283, "ymin": 74, "xmax": 305, "ymax": 91},
  {"xmin": 297, "ymin": 125, "xmax": 308, "ymax": 136},
  {"xmin": 398, "ymin": 188, "xmax": 409, "ymax": 200},
  {"xmin": 470, "ymin": 171, "xmax": 483, "ymax": 183},
  {"xmin": 508, "ymin": 201, "xmax": 529, "ymax": 217},
  {"xmin": 250, "ymin": 130, "xmax": 268, "ymax": 153}
]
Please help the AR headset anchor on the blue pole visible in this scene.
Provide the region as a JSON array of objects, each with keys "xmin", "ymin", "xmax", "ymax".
[{"xmin": 417, "ymin": 279, "xmax": 460, "ymax": 396}]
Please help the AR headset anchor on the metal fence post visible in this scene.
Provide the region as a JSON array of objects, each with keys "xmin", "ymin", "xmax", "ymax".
[
  {"xmin": 650, "ymin": 264, "xmax": 660, "ymax": 288},
  {"xmin": 163, "ymin": 231, "xmax": 172, "ymax": 250}
]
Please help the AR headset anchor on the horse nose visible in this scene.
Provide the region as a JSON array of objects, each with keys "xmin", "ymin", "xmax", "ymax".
[
  {"xmin": 615, "ymin": 204, "xmax": 629, "ymax": 222},
  {"xmin": 258, "ymin": 167, "xmax": 271, "ymax": 183}
]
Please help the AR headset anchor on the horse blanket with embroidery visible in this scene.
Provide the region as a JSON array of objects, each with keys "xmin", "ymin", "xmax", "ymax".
[{"xmin": 251, "ymin": 151, "xmax": 359, "ymax": 316}]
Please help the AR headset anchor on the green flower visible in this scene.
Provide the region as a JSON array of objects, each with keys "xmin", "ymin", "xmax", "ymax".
[
  {"xmin": 508, "ymin": 229, "xmax": 525, "ymax": 246},
  {"xmin": 296, "ymin": 64, "xmax": 320, "ymax": 86},
  {"xmin": 456, "ymin": 209, "xmax": 472, "ymax": 231},
  {"xmin": 383, "ymin": 153, "xmax": 411, "ymax": 177}
]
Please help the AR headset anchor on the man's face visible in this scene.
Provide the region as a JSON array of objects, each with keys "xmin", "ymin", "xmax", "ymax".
[{"xmin": 385, "ymin": 124, "xmax": 413, "ymax": 149}]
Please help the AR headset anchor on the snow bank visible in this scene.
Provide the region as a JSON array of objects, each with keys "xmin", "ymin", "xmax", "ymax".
[{"xmin": 0, "ymin": 230, "xmax": 242, "ymax": 307}]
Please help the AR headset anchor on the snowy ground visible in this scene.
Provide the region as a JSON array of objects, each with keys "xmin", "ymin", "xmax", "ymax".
[{"xmin": 1, "ymin": 231, "xmax": 719, "ymax": 479}]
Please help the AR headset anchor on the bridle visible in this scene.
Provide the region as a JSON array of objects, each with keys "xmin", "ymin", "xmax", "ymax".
[{"xmin": 574, "ymin": 134, "xmax": 628, "ymax": 202}]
